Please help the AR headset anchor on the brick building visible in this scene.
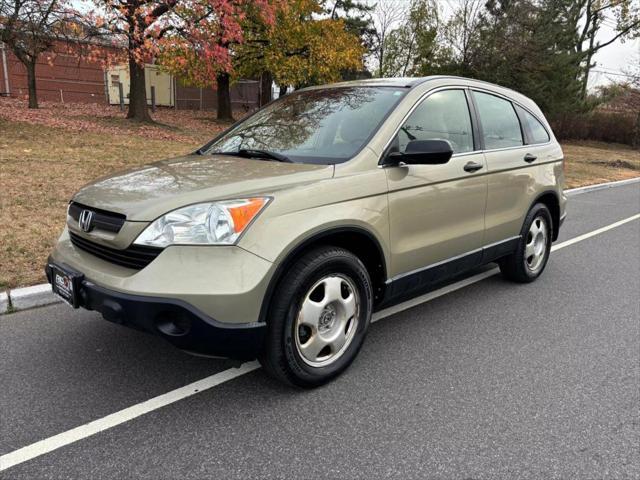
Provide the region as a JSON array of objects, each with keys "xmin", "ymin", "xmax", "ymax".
[
  {"xmin": 0, "ymin": 39, "xmax": 116, "ymax": 103},
  {"xmin": 0, "ymin": 39, "xmax": 260, "ymax": 109}
]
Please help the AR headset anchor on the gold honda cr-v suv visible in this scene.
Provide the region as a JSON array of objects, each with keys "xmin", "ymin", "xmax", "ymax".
[{"xmin": 47, "ymin": 76, "xmax": 566, "ymax": 387}]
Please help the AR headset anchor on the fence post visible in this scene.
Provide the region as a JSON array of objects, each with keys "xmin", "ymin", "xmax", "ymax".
[
  {"xmin": 118, "ymin": 82, "xmax": 124, "ymax": 112},
  {"xmin": 151, "ymin": 86, "xmax": 156, "ymax": 113},
  {"xmin": 173, "ymin": 76, "xmax": 177, "ymax": 110},
  {"xmin": 103, "ymin": 71, "xmax": 109, "ymax": 104}
]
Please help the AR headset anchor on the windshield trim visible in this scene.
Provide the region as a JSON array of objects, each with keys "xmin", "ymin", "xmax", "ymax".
[{"xmin": 196, "ymin": 85, "xmax": 410, "ymax": 165}]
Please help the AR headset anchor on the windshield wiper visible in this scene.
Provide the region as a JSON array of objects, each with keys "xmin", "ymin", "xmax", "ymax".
[
  {"xmin": 400, "ymin": 126, "xmax": 417, "ymax": 141},
  {"xmin": 238, "ymin": 149, "xmax": 293, "ymax": 163},
  {"xmin": 211, "ymin": 149, "xmax": 293, "ymax": 163}
]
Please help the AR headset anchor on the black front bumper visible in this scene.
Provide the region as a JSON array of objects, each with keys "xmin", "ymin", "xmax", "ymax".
[{"xmin": 45, "ymin": 263, "xmax": 266, "ymax": 360}]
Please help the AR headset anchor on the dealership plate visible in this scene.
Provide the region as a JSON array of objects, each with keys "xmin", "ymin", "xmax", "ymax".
[{"xmin": 50, "ymin": 264, "xmax": 83, "ymax": 308}]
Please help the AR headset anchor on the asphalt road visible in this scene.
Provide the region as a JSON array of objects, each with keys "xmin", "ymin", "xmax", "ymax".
[{"xmin": 1, "ymin": 183, "xmax": 639, "ymax": 479}]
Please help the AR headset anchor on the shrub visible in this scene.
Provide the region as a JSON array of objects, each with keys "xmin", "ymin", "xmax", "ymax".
[{"xmin": 550, "ymin": 111, "xmax": 639, "ymax": 147}]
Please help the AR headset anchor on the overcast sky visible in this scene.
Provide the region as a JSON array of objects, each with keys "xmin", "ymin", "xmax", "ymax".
[{"xmin": 589, "ymin": 23, "xmax": 639, "ymax": 88}]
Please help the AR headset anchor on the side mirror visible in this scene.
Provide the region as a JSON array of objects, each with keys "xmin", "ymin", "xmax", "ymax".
[{"xmin": 384, "ymin": 139, "xmax": 453, "ymax": 166}]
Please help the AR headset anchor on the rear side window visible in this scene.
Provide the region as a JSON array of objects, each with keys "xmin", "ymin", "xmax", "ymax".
[
  {"xmin": 397, "ymin": 89, "xmax": 474, "ymax": 154},
  {"xmin": 515, "ymin": 105, "xmax": 550, "ymax": 144},
  {"xmin": 473, "ymin": 91, "xmax": 523, "ymax": 150}
]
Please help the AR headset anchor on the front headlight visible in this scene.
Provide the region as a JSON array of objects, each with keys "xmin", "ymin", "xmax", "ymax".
[{"xmin": 133, "ymin": 197, "xmax": 270, "ymax": 247}]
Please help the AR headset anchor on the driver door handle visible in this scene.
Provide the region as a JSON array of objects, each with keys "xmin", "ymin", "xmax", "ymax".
[{"xmin": 463, "ymin": 161, "xmax": 483, "ymax": 173}]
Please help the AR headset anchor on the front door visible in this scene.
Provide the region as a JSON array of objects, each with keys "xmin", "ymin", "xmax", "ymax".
[{"xmin": 385, "ymin": 88, "xmax": 488, "ymax": 289}]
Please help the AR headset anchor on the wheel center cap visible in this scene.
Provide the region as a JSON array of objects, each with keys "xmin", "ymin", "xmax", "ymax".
[{"xmin": 318, "ymin": 306, "xmax": 336, "ymax": 332}]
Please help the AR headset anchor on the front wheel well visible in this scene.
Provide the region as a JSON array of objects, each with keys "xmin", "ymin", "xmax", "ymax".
[{"xmin": 259, "ymin": 228, "xmax": 388, "ymax": 324}]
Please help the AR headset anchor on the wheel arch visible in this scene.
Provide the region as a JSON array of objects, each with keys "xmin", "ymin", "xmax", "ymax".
[
  {"xmin": 531, "ymin": 190, "xmax": 561, "ymax": 241},
  {"xmin": 257, "ymin": 226, "xmax": 388, "ymax": 324}
]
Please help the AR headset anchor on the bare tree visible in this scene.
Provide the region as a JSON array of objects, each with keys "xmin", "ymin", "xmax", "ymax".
[
  {"xmin": 569, "ymin": 0, "xmax": 640, "ymax": 98},
  {"xmin": 371, "ymin": 0, "xmax": 405, "ymax": 77},
  {"xmin": 0, "ymin": 0, "xmax": 79, "ymax": 108},
  {"xmin": 441, "ymin": 0, "xmax": 483, "ymax": 70},
  {"xmin": 380, "ymin": 0, "xmax": 440, "ymax": 77},
  {"xmin": 625, "ymin": 53, "xmax": 640, "ymax": 88}
]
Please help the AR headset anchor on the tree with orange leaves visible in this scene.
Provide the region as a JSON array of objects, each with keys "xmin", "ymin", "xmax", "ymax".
[
  {"xmin": 93, "ymin": 0, "xmax": 277, "ymax": 122},
  {"xmin": 235, "ymin": 0, "xmax": 364, "ymax": 99},
  {"xmin": 156, "ymin": 0, "xmax": 277, "ymax": 121}
]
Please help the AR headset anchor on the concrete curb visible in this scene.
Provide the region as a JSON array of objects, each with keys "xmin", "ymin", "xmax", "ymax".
[
  {"xmin": 565, "ymin": 177, "xmax": 640, "ymax": 196},
  {"xmin": 0, "ymin": 291, "xmax": 9, "ymax": 314},
  {"xmin": 1, "ymin": 176, "xmax": 639, "ymax": 315},
  {"xmin": 10, "ymin": 284, "xmax": 60, "ymax": 311},
  {"xmin": 0, "ymin": 283, "xmax": 60, "ymax": 315}
]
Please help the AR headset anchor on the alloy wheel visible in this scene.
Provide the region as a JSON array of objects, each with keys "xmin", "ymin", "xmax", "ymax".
[
  {"xmin": 294, "ymin": 274, "xmax": 360, "ymax": 367},
  {"xmin": 524, "ymin": 216, "xmax": 548, "ymax": 273}
]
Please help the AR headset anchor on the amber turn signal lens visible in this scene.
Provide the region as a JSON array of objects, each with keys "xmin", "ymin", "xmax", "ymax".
[{"xmin": 228, "ymin": 198, "xmax": 269, "ymax": 233}]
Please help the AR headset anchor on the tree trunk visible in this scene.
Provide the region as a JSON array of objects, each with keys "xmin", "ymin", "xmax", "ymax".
[
  {"xmin": 279, "ymin": 84, "xmax": 288, "ymax": 98},
  {"xmin": 580, "ymin": 13, "xmax": 598, "ymax": 101},
  {"xmin": 126, "ymin": 58, "xmax": 151, "ymax": 122},
  {"xmin": 26, "ymin": 60, "xmax": 38, "ymax": 109},
  {"xmin": 259, "ymin": 71, "xmax": 273, "ymax": 107},
  {"xmin": 216, "ymin": 72, "xmax": 233, "ymax": 121},
  {"xmin": 580, "ymin": 45, "xmax": 595, "ymax": 101}
]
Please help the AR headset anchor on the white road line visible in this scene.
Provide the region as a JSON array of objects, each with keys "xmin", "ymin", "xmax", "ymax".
[
  {"xmin": 0, "ymin": 362, "xmax": 260, "ymax": 472},
  {"xmin": 550, "ymin": 213, "xmax": 640, "ymax": 252},
  {"xmin": 1, "ymin": 213, "xmax": 639, "ymax": 473}
]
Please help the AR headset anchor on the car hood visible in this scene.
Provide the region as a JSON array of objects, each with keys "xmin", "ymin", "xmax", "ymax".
[{"xmin": 72, "ymin": 154, "xmax": 334, "ymax": 221}]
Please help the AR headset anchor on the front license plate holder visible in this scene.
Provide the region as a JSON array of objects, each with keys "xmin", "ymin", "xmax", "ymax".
[{"xmin": 49, "ymin": 263, "xmax": 84, "ymax": 308}]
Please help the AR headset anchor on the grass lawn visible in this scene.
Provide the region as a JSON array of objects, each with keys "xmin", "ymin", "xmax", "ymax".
[
  {"xmin": 1, "ymin": 100, "xmax": 638, "ymax": 290},
  {"xmin": 1, "ymin": 101, "xmax": 229, "ymax": 290},
  {"xmin": 562, "ymin": 141, "xmax": 640, "ymax": 188}
]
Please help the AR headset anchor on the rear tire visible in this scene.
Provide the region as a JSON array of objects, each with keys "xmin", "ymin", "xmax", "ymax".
[
  {"xmin": 499, "ymin": 203, "xmax": 552, "ymax": 283},
  {"xmin": 259, "ymin": 246, "xmax": 373, "ymax": 388}
]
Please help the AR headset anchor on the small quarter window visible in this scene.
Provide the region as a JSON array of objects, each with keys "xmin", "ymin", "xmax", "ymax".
[
  {"xmin": 474, "ymin": 91, "xmax": 523, "ymax": 150},
  {"xmin": 397, "ymin": 89, "xmax": 474, "ymax": 154},
  {"xmin": 515, "ymin": 105, "xmax": 550, "ymax": 144}
]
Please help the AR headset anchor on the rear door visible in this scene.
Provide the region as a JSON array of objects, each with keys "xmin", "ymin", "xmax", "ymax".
[
  {"xmin": 472, "ymin": 90, "xmax": 552, "ymax": 246},
  {"xmin": 385, "ymin": 88, "xmax": 488, "ymax": 287}
]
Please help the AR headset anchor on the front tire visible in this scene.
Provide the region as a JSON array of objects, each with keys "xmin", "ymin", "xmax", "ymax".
[
  {"xmin": 260, "ymin": 246, "xmax": 373, "ymax": 388},
  {"xmin": 499, "ymin": 203, "xmax": 553, "ymax": 283}
]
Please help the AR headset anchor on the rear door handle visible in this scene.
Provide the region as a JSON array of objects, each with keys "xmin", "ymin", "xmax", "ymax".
[
  {"xmin": 524, "ymin": 153, "xmax": 537, "ymax": 163},
  {"xmin": 463, "ymin": 161, "xmax": 483, "ymax": 173}
]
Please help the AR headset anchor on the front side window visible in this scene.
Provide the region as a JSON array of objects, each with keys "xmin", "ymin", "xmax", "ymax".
[
  {"xmin": 515, "ymin": 105, "xmax": 550, "ymax": 144},
  {"xmin": 396, "ymin": 89, "xmax": 474, "ymax": 154},
  {"xmin": 474, "ymin": 91, "xmax": 523, "ymax": 150},
  {"xmin": 204, "ymin": 87, "xmax": 407, "ymax": 165}
]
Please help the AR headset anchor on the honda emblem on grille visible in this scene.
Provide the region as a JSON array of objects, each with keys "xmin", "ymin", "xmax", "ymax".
[{"xmin": 78, "ymin": 209, "xmax": 95, "ymax": 232}]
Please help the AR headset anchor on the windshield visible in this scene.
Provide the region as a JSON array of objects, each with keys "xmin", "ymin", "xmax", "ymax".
[{"xmin": 203, "ymin": 86, "xmax": 407, "ymax": 165}]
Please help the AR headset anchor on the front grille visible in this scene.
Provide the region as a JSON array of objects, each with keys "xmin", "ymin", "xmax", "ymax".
[
  {"xmin": 69, "ymin": 232, "xmax": 162, "ymax": 270},
  {"xmin": 68, "ymin": 202, "xmax": 126, "ymax": 233}
]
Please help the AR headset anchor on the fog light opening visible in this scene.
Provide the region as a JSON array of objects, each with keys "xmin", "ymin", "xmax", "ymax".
[{"xmin": 155, "ymin": 312, "xmax": 192, "ymax": 336}]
